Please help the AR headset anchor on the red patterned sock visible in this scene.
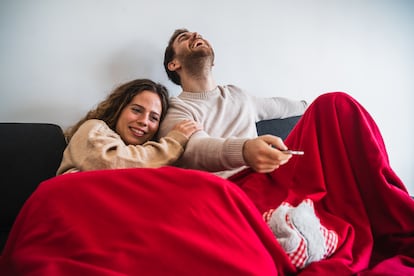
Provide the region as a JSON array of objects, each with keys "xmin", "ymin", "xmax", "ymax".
[{"xmin": 264, "ymin": 199, "xmax": 338, "ymax": 269}]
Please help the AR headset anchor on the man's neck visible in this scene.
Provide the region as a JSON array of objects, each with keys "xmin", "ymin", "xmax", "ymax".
[{"xmin": 180, "ymin": 70, "xmax": 216, "ymax": 93}]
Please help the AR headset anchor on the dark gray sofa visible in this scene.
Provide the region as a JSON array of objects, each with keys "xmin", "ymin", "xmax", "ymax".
[{"xmin": 0, "ymin": 116, "xmax": 301, "ymax": 252}]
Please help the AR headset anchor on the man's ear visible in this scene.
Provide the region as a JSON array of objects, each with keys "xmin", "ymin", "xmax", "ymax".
[{"xmin": 168, "ymin": 60, "xmax": 181, "ymax": 72}]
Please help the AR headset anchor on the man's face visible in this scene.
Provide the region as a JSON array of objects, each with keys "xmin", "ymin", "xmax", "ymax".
[{"xmin": 172, "ymin": 31, "xmax": 215, "ymax": 64}]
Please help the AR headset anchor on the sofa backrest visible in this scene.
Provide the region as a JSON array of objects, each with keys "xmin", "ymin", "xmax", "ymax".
[
  {"xmin": 256, "ymin": 116, "xmax": 301, "ymax": 140},
  {"xmin": 0, "ymin": 123, "xmax": 67, "ymax": 250}
]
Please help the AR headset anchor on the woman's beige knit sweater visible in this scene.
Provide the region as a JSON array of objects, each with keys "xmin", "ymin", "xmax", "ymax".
[{"xmin": 57, "ymin": 119, "xmax": 189, "ymax": 175}]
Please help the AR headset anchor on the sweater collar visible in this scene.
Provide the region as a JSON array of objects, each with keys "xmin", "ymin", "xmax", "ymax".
[{"xmin": 180, "ymin": 86, "xmax": 220, "ymax": 100}]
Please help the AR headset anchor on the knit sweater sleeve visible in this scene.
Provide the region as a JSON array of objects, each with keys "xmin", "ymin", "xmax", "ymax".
[
  {"xmin": 157, "ymin": 88, "xmax": 250, "ymax": 175},
  {"xmin": 249, "ymin": 94, "xmax": 308, "ymax": 121},
  {"xmin": 177, "ymin": 130, "xmax": 247, "ymax": 173},
  {"xmin": 157, "ymin": 86, "xmax": 307, "ymax": 177},
  {"xmin": 56, "ymin": 119, "xmax": 188, "ymax": 175}
]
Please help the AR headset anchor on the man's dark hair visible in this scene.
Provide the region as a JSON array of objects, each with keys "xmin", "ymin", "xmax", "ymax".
[{"xmin": 163, "ymin": 28, "xmax": 188, "ymax": 86}]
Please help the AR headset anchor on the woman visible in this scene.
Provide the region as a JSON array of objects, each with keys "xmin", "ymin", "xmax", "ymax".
[{"xmin": 57, "ymin": 78, "xmax": 201, "ymax": 175}]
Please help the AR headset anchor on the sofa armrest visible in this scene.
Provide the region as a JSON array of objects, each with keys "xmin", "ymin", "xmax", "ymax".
[{"xmin": 0, "ymin": 123, "xmax": 67, "ymax": 250}]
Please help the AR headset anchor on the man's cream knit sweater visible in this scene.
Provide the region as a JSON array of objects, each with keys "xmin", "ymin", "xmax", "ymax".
[
  {"xmin": 57, "ymin": 119, "xmax": 189, "ymax": 175},
  {"xmin": 158, "ymin": 85, "xmax": 307, "ymax": 178}
]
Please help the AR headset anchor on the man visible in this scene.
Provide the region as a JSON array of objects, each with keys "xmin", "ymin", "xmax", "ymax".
[
  {"xmin": 159, "ymin": 28, "xmax": 307, "ymax": 178},
  {"xmin": 158, "ymin": 28, "xmax": 414, "ymax": 274},
  {"xmin": 159, "ymin": 28, "xmax": 336, "ymax": 269}
]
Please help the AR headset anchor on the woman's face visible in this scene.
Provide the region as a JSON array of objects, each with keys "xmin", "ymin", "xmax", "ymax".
[{"xmin": 115, "ymin": 90, "xmax": 162, "ymax": 145}]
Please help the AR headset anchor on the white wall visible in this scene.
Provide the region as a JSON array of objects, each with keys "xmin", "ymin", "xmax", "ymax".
[{"xmin": 1, "ymin": 0, "xmax": 413, "ymax": 194}]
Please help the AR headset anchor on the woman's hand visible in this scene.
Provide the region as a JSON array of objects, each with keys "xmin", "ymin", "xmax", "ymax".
[{"xmin": 172, "ymin": 119, "xmax": 202, "ymax": 139}]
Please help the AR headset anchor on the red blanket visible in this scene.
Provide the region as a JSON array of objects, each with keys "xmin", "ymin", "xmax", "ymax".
[
  {"xmin": 0, "ymin": 167, "xmax": 295, "ymax": 275},
  {"xmin": 1, "ymin": 92, "xmax": 413, "ymax": 275},
  {"xmin": 230, "ymin": 92, "xmax": 414, "ymax": 275}
]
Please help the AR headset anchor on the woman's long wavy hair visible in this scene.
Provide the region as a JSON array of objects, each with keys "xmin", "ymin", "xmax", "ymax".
[{"xmin": 65, "ymin": 78, "xmax": 169, "ymax": 142}]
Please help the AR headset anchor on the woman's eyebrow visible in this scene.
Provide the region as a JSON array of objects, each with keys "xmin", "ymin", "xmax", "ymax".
[
  {"xmin": 151, "ymin": 111, "xmax": 161, "ymax": 116},
  {"xmin": 131, "ymin": 103, "xmax": 160, "ymax": 117},
  {"xmin": 130, "ymin": 103, "xmax": 142, "ymax": 108}
]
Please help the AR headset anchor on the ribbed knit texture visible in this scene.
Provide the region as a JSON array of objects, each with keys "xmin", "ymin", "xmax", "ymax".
[
  {"xmin": 158, "ymin": 85, "xmax": 307, "ymax": 178},
  {"xmin": 57, "ymin": 119, "xmax": 189, "ymax": 174}
]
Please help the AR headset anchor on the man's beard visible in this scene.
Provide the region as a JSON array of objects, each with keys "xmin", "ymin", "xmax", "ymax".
[{"xmin": 179, "ymin": 48, "xmax": 215, "ymax": 78}]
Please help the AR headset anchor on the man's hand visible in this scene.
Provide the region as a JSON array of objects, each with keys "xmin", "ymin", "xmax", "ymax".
[{"xmin": 243, "ymin": 135, "xmax": 292, "ymax": 173}]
